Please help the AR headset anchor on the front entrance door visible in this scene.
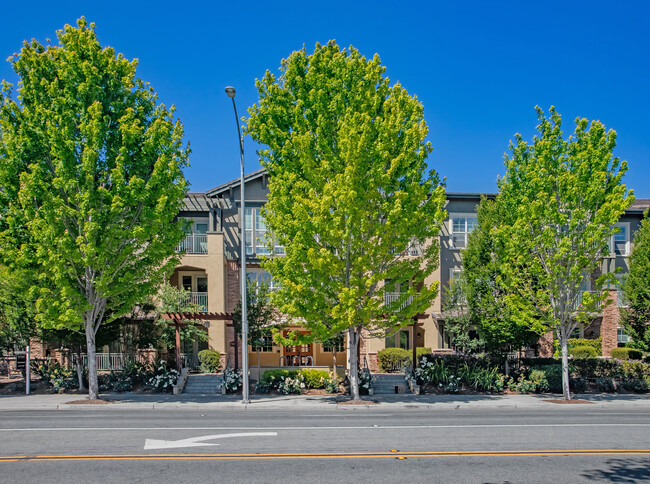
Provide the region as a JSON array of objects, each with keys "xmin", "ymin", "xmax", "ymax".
[{"xmin": 283, "ymin": 331, "xmax": 313, "ymax": 366}]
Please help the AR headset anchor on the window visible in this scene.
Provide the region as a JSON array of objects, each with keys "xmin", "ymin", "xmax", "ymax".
[
  {"xmin": 617, "ymin": 327, "xmax": 630, "ymax": 345},
  {"xmin": 450, "ymin": 216, "xmax": 477, "ymax": 249},
  {"xmin": 247, "ymin": 271, "xmax": 279, "ymax": 291},
  {"xmin": 615, "ymin": 274, "xmax": 628, "ymax": 307},
  {"xmin": 178, "ymin": 218, "xmax": 208, "ymax": 254},
  {"xmin": 322, "ymin": 335, "xmax": 345, "ymax": 353},
  {"xmin": 244, "ymin": 207, "xmax": 284, "ymax": 256},
  {"xmin": 609, "ymin": 223, "xmax": 630, "ymax": 256},
  {"xmin": 178, "ymin": 272, "xmax": 208, "ymax": 310},
  {"xmin": 252, "ymin": 330, "xmax": 274, "ymax": 352}
]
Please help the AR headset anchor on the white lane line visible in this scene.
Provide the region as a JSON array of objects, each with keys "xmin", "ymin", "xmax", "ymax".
[
  {"xmin": 1, "ymin": 423, "xmax": 650, "ymax": 432},
  {"xmin": 144, "ymin": 432, "xmax": 277, "ymax": 450}
]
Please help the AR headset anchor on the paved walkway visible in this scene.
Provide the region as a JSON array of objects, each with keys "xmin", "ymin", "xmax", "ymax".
[{"xmin": 1, "ymin": 391, "xmax": 650, "ymax": 411}]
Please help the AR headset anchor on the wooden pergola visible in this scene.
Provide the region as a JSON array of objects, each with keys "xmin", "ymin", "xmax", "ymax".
[{"xmin": 161, "ymin": 312, "xmax": 233, "ymax": 370}]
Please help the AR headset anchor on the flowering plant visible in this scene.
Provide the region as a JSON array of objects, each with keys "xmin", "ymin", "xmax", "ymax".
[
  {"xmin": 223, "ymin": 367, "xmax": 243, "ymax": 393},
  {"xmin": 145, "ymin": 361, "xmax": 178, "ymax": 392},
  {"xmin": 277, "ymin": 374, "xmax": 305, "ymax": 394}
]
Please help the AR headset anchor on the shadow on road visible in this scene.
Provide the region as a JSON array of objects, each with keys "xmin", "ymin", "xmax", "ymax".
[{"xmin": 581, "ymin": 458, "xmax": 650, "ymax": 483}]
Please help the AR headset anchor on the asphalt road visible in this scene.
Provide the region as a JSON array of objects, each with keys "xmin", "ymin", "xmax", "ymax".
[{"xmin": 1, "ymin": 406, "xmax": 649, "ymax": 483}]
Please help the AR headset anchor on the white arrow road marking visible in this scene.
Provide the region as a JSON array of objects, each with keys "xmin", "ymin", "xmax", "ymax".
[{"xmin": 144, "ymin": 432, "xmax": 277, "ymax": 450}]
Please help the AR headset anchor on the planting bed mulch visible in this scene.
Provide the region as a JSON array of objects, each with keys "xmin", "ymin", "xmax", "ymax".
[
  {"xmin": 337, "ymin": 398, "xmax": 379, "ymax": 405},
  {"xmin": 544, "ymin": 399, "xmax": 595, "ymax": 404},
  {"xmin": 64, "ymin": 398, "xmax": 117, "ymax": 405}
]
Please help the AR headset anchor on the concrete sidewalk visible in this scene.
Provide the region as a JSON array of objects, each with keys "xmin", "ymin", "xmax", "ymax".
[{"xmin": 1, "ymin": 391, "xmax": 650, "ymax": 411}]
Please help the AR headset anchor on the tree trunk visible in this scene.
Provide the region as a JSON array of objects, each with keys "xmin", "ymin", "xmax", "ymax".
[
  {"xmin": 560, "ymin": 331, "xmax": 571, "ymax": 400},
  {"xmin": 85, "ymin": 320, "xmax": 99, "ymax": 400},
  {"xmin": 348, "ymin": 327, "xmax": 361, "ymax": 400},
  {"xmin": 74, "ymin": 348, "xmax": 86, "ymax": 392},
  {"xmin": 256, "ymin": 349, "xmax": 261, "ymax": 379},
  {"xmin": 332, "ymin": 350, "xmax": 337, "ymax": 378}
]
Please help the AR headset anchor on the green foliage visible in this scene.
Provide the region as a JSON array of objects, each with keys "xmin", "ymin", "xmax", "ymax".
[
  {"xmin": 0, "ymin": 267, "xmax": 37, "ymax": 352},
  {"xmin": 569, "ymin": 337, "xmax": 602, "ymax": 353},
  {"xmin": 299, "ymin": 369, "xmax": 330, "ymax": 389},
  {"xmin": 33, "ymin": 361, "xmax": 79, "ymax": 393},
  {"xmin": 0, "ymin": 19, "xmax": 189, "ymax": 399},
  {"xmin": 144, "ymin": 361, "xmax": 179, "ymax": 392},
  {"xmin": 495, "ymin": 106, "xmax": 633, "ymax": 399},
  {"xmin": 569, "ymin": 345, "xmax": 598, "ymax": 358},
  {"xmin": 621, "ymin": 215, "xmax": 650, "ymax": 351},
  {"xmin": 223, "ymin": 368, "xmax": 243, "ymax": 394},
  {"xmin": 611, "ymin": 347, "xmax": 643, "ymax": 360},
  {"xmin": 232, "ymin": 280, "xmax": 277, "ymax": 348},
  {"xmin": 156, "ymin": 285, "xmax": 208, "ymax": 349},
  {"xmin": 458, "ymin": 197, "xmax": 540, "ymax": 357},
  {"xmin": 245, "ymin": 41, "xmax": 447, "ymax": 400},
  {"xmin": 377, "ymin": 348, "xmax": 411, "ymax": 372},
  {"xmin": 198, "ymin": 350, "xmax": 221, "ymax": 373},
  {"xmin": 442, "ymin": 280, "xmax": 485, "ymax": 355}
]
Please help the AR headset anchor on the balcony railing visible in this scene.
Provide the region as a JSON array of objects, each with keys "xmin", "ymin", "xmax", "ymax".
[
  {"xmin": 183, "ymin": 292, "xmax": 208, "ymax": 311},
  {"xmin": 177, "ymin": 234, "xmax": 207, "ymax": 254},
  {"xmin": 385, "ymin": 292, "xmax": 414, "ymax": 310}
]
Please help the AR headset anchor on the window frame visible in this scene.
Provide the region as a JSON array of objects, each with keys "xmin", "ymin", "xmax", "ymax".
[
  {"xmin": 609, "ymin": 222, "xmax": 630, "ymax": 257},
  {"xmin": 449, "ymin": 213, "xmax": 478, "ymax": 249}
]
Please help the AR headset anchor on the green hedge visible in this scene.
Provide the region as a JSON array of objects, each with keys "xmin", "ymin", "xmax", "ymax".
[
  {"xmin": 378, "ymin": 347, "xmax": 432, "ymax": 372},
  {"xmin": 377, "ymin": 348, "xmax": 410, "ymax": 372},
  {"xmin": 299, "ymin": 369, "xmax": 330, "ymax": 389},
  {"xmin": 611, "ymin": 347, "xmax": 643, "ymax": 360},
  {"xmin": 569, "ymin": 346, "xmax": 598, "ymax": 358},
  {"xmin": 198, "ymin": 350, "xmax": 221, "ymax": 373},
  {"xmin": 569, "ymin": 337, "xmax": 602, "ymax": 354}
]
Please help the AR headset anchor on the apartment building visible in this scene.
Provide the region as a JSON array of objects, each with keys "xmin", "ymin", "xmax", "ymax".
[{"xmin": 172, "ymin": 169, "xmax": 649, "ymax": 370}]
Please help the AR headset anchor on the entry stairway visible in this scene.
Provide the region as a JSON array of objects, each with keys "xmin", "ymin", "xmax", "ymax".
[
  {"xmin": 182, "ymin": 373, "xmax": 223, "ymax": 394},
  {"xmin": 371, "ymin": 373, "xmax": 411, "ymax": 394}
]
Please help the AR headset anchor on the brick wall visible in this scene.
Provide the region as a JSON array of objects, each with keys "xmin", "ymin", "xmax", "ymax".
[
  {"xmin": 537, "ymin": 331, "xmax": 554, "ymax": 357},
  {"xmin": 601, "ymin": 290, "xmax": 620, "ymax": 357}
]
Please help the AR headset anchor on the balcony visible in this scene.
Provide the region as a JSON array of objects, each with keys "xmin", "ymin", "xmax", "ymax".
[
  {"xmin": 385, "ymin": 292, "xmax": 414, "ymax": 311},
  {"xmin": 185, "ymin": 292, "xmax": 208, "ymax": 311},
  {"xmin": 177, "ymin": 234, "xmax": 207, "ymax": 254}
]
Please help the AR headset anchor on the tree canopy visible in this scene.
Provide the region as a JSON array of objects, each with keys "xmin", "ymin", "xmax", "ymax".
[
  {"xmin": 621, "ymin": 214, "xmax": 650, "ymax": 351},
  {"xmin": 496, "ymin": 106, "xmax": 633, "ymax": 399},
  {"xmin": 246, "ymin": 41, "xmax": 446, "ymax": 399},
  {"xmin": 0, "ymin": 19, "xmax": 189, "ymax": 399},
  {"xmin": 460, "ymin": 197, "xmax": 540, "ymax": 359}
]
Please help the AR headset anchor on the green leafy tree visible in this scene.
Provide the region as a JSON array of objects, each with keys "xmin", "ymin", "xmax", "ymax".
[
  {"xmin": 0, "ymin": 266, "xmax": 37, "ymax": 353},
  {"xmin": 496, "ymin": 106, "xmax": 633, "ymax": 400},
  {"xmin": 246, "ymin": 41, "xmax": 447, "ymax": 400},
  {"xmin": 0, "ymin": 19, "xmax": 189, "ymax": 399},
  {"xmin": 233, "ymin": 280, "xmax": 277, "ymax": 374},
  {"xmin": 155, "ymin": 284, "xmax": 207, "ymax": 351},
  {"xmin": 442, "ymin": 278, "xmax": 485, "ymax": 355},
  {"xmin": 621, "ymin": 214, "xmax": 650, "ymax": 350},
  {"xmin": 460, "ymin": 197, "xmax": 539, "ymax": 366}
]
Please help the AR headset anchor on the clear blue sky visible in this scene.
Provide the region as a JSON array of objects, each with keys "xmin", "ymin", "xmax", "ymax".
[{"xmin": 2, "ymin": 1, "xmax": 649, "ymax": 197}]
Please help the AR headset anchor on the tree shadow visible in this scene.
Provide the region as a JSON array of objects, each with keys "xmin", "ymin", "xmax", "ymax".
[{"xmin": 581, "ymin": 458, "xmax": 650, "ymax": 483}]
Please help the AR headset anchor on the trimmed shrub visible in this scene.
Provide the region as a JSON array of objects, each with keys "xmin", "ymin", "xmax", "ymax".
[
  {"xmin": 569, "ymin": 337, "xmax": 602, "ymax": 354},
  {"xmin": 611, "ymin": 347, "xmax": 643, "ymax": 360},
  {"xmin": 198, "ymin": 350, "xmax": 221, "ymax": 373},
  {"xmin": 530, "ymin": 365, "xmax": 562, "ymax": 393},
  {"xmin": 570, "ymin": 346, "xmax": 598, "ymax": 358},
  {"xmin": 299, "ymin": 369, "xmax": 330, "ymax": 389},
  {"xmin": 377, "ymin": 348, "xmax": 411, "ymax": 372}
]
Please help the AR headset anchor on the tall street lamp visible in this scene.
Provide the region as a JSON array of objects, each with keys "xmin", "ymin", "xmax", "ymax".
[{"xmin": 225, "ymin": 86, "xmax": 249, "ymax": 403}]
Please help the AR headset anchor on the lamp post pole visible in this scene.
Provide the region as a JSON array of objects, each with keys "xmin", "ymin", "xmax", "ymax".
[{"xmin": 225, "ymin": 86, "xmax": 249, "ymax": 403}]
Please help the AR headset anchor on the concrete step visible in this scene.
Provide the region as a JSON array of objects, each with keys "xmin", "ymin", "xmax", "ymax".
[
  {"xmin": 372, "ymin": 373, "xmax": 410, "ymax": 395},
  {"xmin": 183, "ymin": 374, "xmax": 223, "ymax": 394}
]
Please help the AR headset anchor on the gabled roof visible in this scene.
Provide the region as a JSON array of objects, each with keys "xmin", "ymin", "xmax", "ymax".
[{"xmin": 205, "ymin": 167, "xmax": 267, "ymax": 197}]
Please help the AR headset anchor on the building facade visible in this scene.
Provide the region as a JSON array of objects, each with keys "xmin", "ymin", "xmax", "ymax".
[{"xmin": 172, "ymin": 169, "xmax": 649, "ymax": 372}]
